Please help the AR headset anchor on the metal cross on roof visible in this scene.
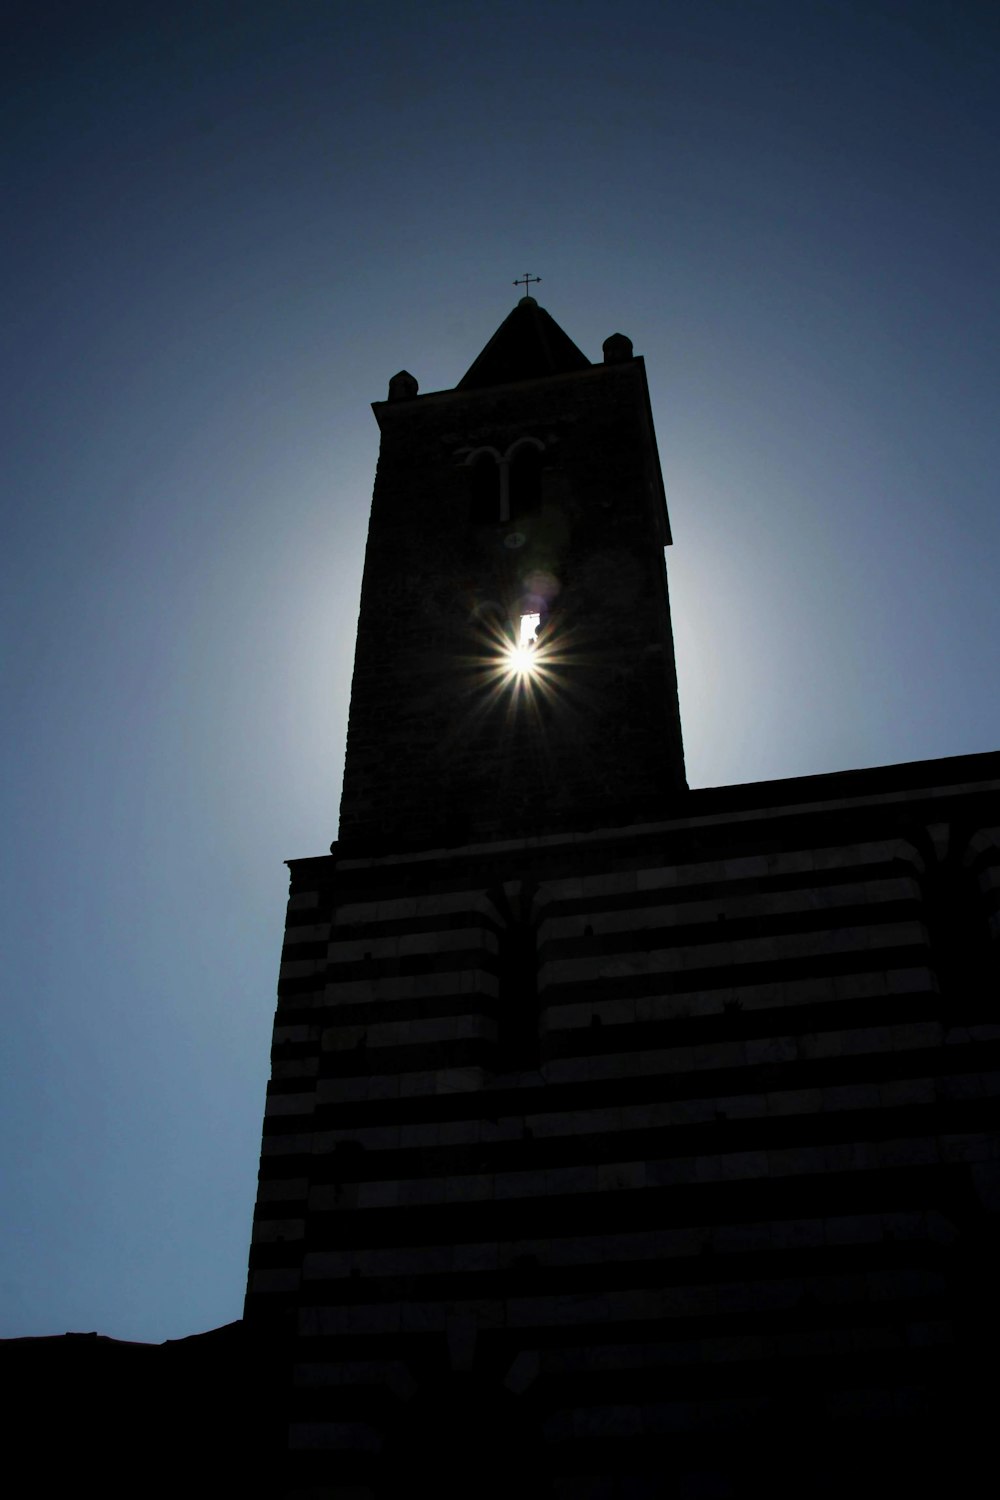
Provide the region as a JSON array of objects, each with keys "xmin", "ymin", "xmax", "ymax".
[{"xmin": 513, "ymin": 272, "xmax": 541, "ymax": 297}]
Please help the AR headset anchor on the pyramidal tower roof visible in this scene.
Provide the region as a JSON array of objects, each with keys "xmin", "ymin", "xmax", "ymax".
[{"xmin": 456, "ymin": 296, "xmax": 592, "ymax": 390}]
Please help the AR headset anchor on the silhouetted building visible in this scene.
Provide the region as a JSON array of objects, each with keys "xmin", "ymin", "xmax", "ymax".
[
  {"xmin": 244, "ymin": 299, "xmax": 1000, "ymax": 1498},
  {"xmin": 6, "ymin": 300, "xmax": 998, "ymax": 1498}
]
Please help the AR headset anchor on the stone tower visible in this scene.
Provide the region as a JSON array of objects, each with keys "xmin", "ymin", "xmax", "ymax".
[
  {"xmin": 338, "ymin": 295, "xmax": 686, "ymax": 852},
  {"xmin": 245, "ymin": 299, "xmax": 1000, "ymax": 1500}
]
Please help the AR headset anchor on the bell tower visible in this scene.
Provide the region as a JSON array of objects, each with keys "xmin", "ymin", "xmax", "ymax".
[
  {"xmin": 245, "ymin": 298, "xmax": 692, "ymax": 1498},
  {"xmin": 338, "ymin": 295, "xmax": 686, "ymax": 851}
]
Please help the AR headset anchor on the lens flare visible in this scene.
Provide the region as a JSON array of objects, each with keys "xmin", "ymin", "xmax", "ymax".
[
  {"xmin": 507, "ymin": 643, "xmax": 536, "ymax": 674},
  {"xmin": 458, "ymin": 603, "xmax": 582, "ymax": 742}
]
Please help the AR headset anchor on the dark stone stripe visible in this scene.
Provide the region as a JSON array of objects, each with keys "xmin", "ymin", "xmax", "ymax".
[
  {"xmin": 314, "ymin": 861, "xmax": 917, "ymax": 946},
  {"xmin": 259, "ymin": 1028, "xmax": 996, "ymax": 1130},
  {"xmin": 269, "ymin": 990, "xmax": 943, "ymax": 1056},
  {"xmin": 301, "ymin": 991, "xmax": 496, "ymax": 1031},
  {"xmin": 323, "ymin": 948, "xmax": 491, "ymax": 984},
  {"xmin": 287, "ymin": 1164, "xmax": 962, "ymax": 1248},
  {"xmin": 326, "ymin": 910, "xmax": 497, "ymax": 942},
  {"xmin": 272, "ymin": 958, "xmax": 935, "ymax": 1038},
  {"xmin": 290, "ymin": 1097, "xmax": 998, "ymax": 1183},
  {"xmin": 285, "ymin": 900, "xmax": 928, "ymax": 990},
  {"xmin": 296, "ymin": 1239, "xmax": 945, "ymax": 1304},
  {"xmin": 317, "ymin": 1036, "xmax": 489, "ymax": 1080},
  {"xmin": 540, "ymin": 1005, "xmax": 928, "ymax": 1061},
  {"xmin": 539, "ymin": 899, "xmax": 922, "ymax": 963},
  {"xmin": 544, "ymin": 1342, "xmax": 953, "ymax": 1408},
  {"xmin": 538, "ymin": 1373, "xmax": 947, "ymax": 1474},
  {"xmin": 538, "ymin": 860, "xmax": 914, "ymax": 920},
  {"xmin": 280, "ymin": 939, "xmax": 328, "ymax": 962},
  {"xmin": 323, "ymin": 801, "xmax": 1000, "ymax": 899},
  {"xmin": 286, "ymin": 1305, "xmax": 950, "ymax": 1372},
  {"xmin": 541, "ymin": 943, "xmax": 930, "ymax": 1004}
]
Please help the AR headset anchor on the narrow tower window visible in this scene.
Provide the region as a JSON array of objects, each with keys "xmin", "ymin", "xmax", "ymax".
[
  {"xmin": 488, "ymin": 882, "xmax": 540, "ymax": 1071},
  {"xmin": 507, "ymin": 612, "xmax": 541, "ymax": 674},
  {"xmin": 496, "ymin": 915, "xmax": 539, "ymax": 1070}
]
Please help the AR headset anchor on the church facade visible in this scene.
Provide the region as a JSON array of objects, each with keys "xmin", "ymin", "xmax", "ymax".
[{"xmin": 243, "ymin": 298, "xmax": 1000, "ymax": 1499}]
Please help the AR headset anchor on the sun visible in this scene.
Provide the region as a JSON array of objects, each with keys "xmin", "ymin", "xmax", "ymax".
[
  {"xmin": 463, "ymin": 606, "xmax": 572, "ymax": 722},
  {"xmin": 507, "ymin": 643, "xmax": 536, "ymax": 673}
]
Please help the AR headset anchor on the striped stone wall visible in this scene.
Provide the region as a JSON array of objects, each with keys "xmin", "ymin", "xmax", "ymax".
[{"xmin": 246, "ymin": 752, "xmax": 1000, "ymax": 1499}]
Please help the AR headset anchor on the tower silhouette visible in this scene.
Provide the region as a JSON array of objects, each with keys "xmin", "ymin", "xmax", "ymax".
[{"xmin": 243, "ymin": 299, "xmax": 1000, "ymax": 1500}]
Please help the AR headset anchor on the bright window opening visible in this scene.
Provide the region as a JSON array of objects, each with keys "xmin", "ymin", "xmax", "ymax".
[{"xmin": 508, "ymin": 612, "xmax": 541, "ymax": 674}]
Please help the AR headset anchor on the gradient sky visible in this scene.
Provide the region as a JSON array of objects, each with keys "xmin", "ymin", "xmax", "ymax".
[{"xmin": 2, "ymin": 1, "xmax": 998, "ymax": 1343}]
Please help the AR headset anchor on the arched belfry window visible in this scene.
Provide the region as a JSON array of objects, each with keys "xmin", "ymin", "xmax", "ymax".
[{"xmin": 465, "ymin": 439, "xmax": 545, "ymax": 526}]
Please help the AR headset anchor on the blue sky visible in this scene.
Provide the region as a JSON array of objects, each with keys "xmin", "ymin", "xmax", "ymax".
[{"xmin": 2, "ymin": 1, "xmax": 998, "ymax": 1342}]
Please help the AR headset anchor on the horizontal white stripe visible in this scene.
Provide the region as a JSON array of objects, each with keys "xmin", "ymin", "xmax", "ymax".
[
  {"xmin": 288, "ymin": 1422, "xmax": 380, "ymax": 1452},
  {"xmin": 318, "ymin": 970, "xmax": 498, "ymax": 1005},
  {"xmin": 295, "ymin": 1132, "xmax": 993, "ymax": 1211},
  {"xmin": 539, "ymin": 922, "xmax": 928, "ymax": 990},
  {"xmin": 260, "ymin": 1020, "xmax": 967, "ymax": 1121},
  {"xmin": 300, "ymin": 1071, "xmax": 973, "ymax": 1153},
  {"xmin": 334, "ymin": 890, "xmax": 496, "ymax": 927},
  {"xmin": 298, "ymin": 1264, "xmax": 949, "ymax": 1337},
  {"xmin": 327, "ymin": 927, "xmax": 495, "ymax": 963},
  {"xmin": 539, "ymin": 877, "xmax": 918, "ymax": 943},
  {"xmin": 298, "ymin": 1210, "xmax": 957, "ymax": 1282},
  {"xmin": 319, "ymin": 1013, "xmax": 496, "ymax": 1053}
]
